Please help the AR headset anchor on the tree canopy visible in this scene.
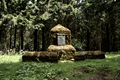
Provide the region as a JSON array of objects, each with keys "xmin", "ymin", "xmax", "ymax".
[{"xmin": 0, "ymin": 0, "xmax": 120, "ymax": 53}]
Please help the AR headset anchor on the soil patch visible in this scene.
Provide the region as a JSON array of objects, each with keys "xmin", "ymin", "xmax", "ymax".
[
  {"xmin": 75, "ymin": 65, "xmax": 93, "ymax": 74},
  {"xmin": 80, "ymin": 67, "xmax": 120, "ymax": 80},
  {"xmin": 71, "ymin": 67, "xmax": 120, "ymax": 80},
  {"xmin": 55, "ymin": 66, "xmax": 120, "ymax": 80},
  {"xmin": 116, "ymin": 70, "xmax": 120, "ymax": 80}
]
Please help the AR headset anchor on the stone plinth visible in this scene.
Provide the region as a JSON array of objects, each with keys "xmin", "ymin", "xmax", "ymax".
[
  {"xmin": 47, "ymin": 45, "xmax": 76, "ymax": 60},
  {"xmin": 47, "ymin": 24, "xmax": 76, "ymax": 60}
]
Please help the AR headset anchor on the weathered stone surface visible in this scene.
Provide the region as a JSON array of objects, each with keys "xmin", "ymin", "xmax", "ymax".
[
  {"xmin": 47, "ymin": 45, "xmax": 76, "ymax": 60},
  {"xmin": 22, "ymin": 51, "xmax": 38, "ymax": 61},
  {"xmin": 74, "ymin": 51, "xmax": 87, "ymax": 61},
  {"xmin": 74, "ymin": 51, "xmax": 105, "ymax": 61},
  {"xmin": 47, "ymin": 45, "xmax": 76, "ymax": 52},
  {"xmin": 51, "ymin": 24, "xmax": 71, "ymax": 32},
  {"xmin": 50, "ymin": 24, "xmax": 71, "ymax": 45},
  {"xmin": 22, "ymin": 51, "xmax": 58, "ymax": 62},
  {"xmin": 47, "ymin": 24, "xmax": 76, "ymax": 60}
]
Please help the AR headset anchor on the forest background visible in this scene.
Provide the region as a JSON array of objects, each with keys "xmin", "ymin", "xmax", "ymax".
[{"xmin": 0, "ymin": 0, "xmax": 120, "ymax": 53}]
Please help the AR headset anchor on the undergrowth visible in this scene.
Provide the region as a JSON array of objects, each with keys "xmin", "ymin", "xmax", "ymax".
[{"xmin": 0, "ymin": 52, "xmax": 120, "ymax": 80}]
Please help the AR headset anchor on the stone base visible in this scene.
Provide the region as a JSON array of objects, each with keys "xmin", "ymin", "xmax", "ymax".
[
  {"xmin": 74, "ymin": 51, "xmax": 105, "ymax": 61},
  {"xmin": 47, "ymin": 45, "xmax": 76, "ymax": 60},
  {"xmin": 22, "ymin": 51, "xmax": 58, "ymax": 62},
  {"xmin": 22, "ymin": 51, "xmax": 105, "ymax": 62}
]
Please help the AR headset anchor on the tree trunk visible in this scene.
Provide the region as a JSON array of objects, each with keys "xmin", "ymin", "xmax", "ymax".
[
  {"xmin": 13, "ymin": 25, "xmax": 17, "ymax": 53},
  {"xmin": 87, "ymin": 29, "xmax": 89, "ymax": 51},
  {"xmin": 10, "ymin": 28, "xmax": 12, "ymax": 49},
  {"xmin": 42, "ymin": 27, "xmax": 45, "ymax": 51},
  {"xmin": 19, "ymin": 37, "xmax": 21, "ymax": 52},
  {"xmin": 34, "ymin": 29, "xmax": 38, "ymax": 51},
  {"xmin": 10, "ymin": 24, "xmax": 13, "ymax": 49},
  {"xmin": 4, "ymin": 43, "xmax": 7, "ymax": 54},
  {"xmin": 20, "ymin": 26, "xmax": 23, "ymax": 50},
  {"xmin": 14, "ymin": 25, "xmax": 17, "ymax": 48},
  {"xmin": 106, "ymin": 25, "xmax": 110, "ymax": 52},
  {"xmin": 94, "ymin": 40, "xmax": 96, "ymax": 50}
]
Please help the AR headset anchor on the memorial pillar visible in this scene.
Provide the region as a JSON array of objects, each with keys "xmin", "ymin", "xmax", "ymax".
[{"xmin": 47, "ymin": 24, "xmax": 76, "ymax": 60}]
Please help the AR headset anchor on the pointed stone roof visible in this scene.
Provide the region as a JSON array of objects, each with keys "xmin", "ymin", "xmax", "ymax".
[{"xmin": 51, "ymin": 24, "xmax": 71, "ymax": 33}]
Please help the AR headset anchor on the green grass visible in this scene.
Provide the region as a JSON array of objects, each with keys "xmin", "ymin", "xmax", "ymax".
[{"xmin": 0, "ymin": 53, "xmax": 120, "ymax": 80}]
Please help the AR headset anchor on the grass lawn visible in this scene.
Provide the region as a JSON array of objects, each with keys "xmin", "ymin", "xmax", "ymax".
[{"xmin": 0, "ymin": 53, "xmax": 120, "ymax": 80}]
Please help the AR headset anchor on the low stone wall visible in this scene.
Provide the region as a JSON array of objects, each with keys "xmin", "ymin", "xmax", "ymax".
[
  {"xmin": 22, "ymin": 51, "xmax": 105, "ymax": 62},
  {"xmin": 22, "ymin": 51, "xmax": 58, "ymax": 62},
  {"xmin": 74, "ymin": 51, "xmax": 105, "ymax": 61}
]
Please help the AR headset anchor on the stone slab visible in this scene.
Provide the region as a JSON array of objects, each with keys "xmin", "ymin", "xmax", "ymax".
[
  {"xmin": 74, "ymin": 51, "xmax": 105, "ymax": 61},
  {"xmin": 22, "ymin": 51, "xmax": 58, "ymax": 62}
]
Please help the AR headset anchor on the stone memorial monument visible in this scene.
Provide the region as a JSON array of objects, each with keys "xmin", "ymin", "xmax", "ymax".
[
  {"xmin": 22, "ymin": 24, "xmax": 105, "ymax": 62},
  {"xmin": 47, "ymin": 24, "xmax": 76, "ymax": 60}
]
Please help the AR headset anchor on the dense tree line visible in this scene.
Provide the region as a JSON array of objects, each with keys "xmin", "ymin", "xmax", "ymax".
[{"xmin": 0, "ymin": 0, "xmax": 120, "ymax": 53}]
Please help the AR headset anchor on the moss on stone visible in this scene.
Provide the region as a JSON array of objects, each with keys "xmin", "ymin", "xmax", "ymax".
[
  {"xmin": 50, "ymin": 24, "xmax": 71, "ymax": 45},
  {"xmin": 74, "ymin": 51, "xmax": 105, "ymax": 61},
  {"xmin": 22, "ymin": 51, "xmax": 58, "ymax": 62}
]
